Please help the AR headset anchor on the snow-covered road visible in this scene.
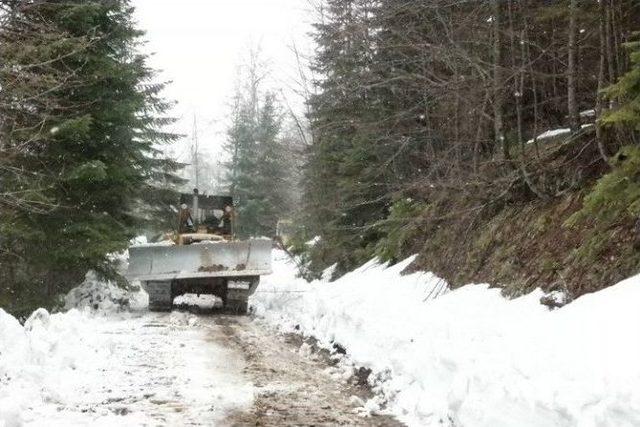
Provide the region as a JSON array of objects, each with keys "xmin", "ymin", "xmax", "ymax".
[
  {"xmin": 0, "ymin": 308, "xmax": 401, "ymax": 426},
  {"xmin": 2, "ymin": 311, "xmax": 253, "ymax": 426}
]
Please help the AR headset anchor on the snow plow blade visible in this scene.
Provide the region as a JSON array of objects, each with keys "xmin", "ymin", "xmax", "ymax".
[{"xmin": 126, "ymin": 239, "xmax": 273, "ymax": 282}]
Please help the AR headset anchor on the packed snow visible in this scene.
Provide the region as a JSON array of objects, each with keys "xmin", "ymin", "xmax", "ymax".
[
  {"xmin": 580, "ymin": 109, "xmax": 596, "ymax": 118},
  {"xmin": 174, "ymin": 294, "xmax": 222, "ymax": 310},
  {"xmin": 253, "ymin": 250, "xmax": 640, "ymax": 427}
]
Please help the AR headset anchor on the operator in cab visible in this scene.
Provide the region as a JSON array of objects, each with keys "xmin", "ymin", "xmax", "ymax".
[{"xmin": 179, "ymin": 204, "xmax": 195, "ymax": 233}]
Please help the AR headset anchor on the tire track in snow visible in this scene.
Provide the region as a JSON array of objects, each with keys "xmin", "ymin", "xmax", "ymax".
[{"xmin": 218, "ymin": 316, "xmax": 404, "ymax": 426}]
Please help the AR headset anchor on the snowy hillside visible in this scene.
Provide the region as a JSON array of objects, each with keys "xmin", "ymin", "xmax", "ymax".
[{"xmin": 254, "ymin": 251, "xmax": 640, "ymax": 427}]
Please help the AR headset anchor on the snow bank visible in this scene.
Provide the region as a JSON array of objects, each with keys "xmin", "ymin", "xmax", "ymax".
[
  {"xmin": 0, "ymin": 308, "xmax": 111, "ymax": 426},
  {"xmin": 64, "ymin": 238, "xmax": 148, "ymax": 313},
  {"xmin": 0, "ymin": 241, "xmax": 150, "ymax": 425},
  {"xmin": 0, "ymin": 307, "xmax": 253, "ymax": 426},
  {"xmin": 253, "ymin": 250, "xmax": 640, "ymax": 427},
  {"xmin": 64, "ymin": 271, "xmax": 148, "ymax": 312}
]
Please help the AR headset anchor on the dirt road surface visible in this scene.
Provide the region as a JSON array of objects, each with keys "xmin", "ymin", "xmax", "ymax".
[{"xmin": 216, "ymin": 315, "xmax": 404, "ymax": 426}]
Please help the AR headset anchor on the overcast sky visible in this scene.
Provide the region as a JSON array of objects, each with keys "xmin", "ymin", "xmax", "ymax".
[{"xmin": 132, "ymin": 0, "xmax": 314, "ymax": 164}]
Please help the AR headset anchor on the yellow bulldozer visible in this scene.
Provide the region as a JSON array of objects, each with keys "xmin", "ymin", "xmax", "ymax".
[{"xmin": 127, "ymin": 190, "xmax": 272, "ymax": 314}]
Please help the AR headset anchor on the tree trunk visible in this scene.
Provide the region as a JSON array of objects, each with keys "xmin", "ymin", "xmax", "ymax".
[
  {"xmin": 595, "ymin": 0, "xmax": 609, "ymax": 162},
  {"xmin": 492, "ymin": 0, "xmax": 507, "ymax": 160},
  {"xmin": 567, "ymin": 0, "xmax": 580, "ymax": 132}
]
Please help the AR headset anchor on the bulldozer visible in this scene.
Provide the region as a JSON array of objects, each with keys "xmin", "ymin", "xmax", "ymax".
[{"xmin": 127, "ymin": 190, "xmax": 272, "ymax": 314}]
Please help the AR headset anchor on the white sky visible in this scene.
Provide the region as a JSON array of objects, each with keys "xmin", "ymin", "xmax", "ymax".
[{"xmin": 132, "ymin": 0, "xmax": 314, "ymax": 165}]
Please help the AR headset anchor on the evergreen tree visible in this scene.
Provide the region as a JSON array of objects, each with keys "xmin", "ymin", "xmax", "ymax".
[
  {"xmin": 253, "ymin": 93, "xmax": 288, "ymax": 235},
  {"xmin": 226, "ymin": 95, "xmax": 260, "ymax": 237},
  {"xmin": 602, "ymin": 32, "xmax": 640, "ymax": 130},
  {"xmin": 224, "ymin": 81, "xmax": 294, "ymax": 237},
  {"xmin": 303, "ymin": 0, "xmax": 393, "ymax": 272},
  {"xmin": 0, "ymin": 0, "xmax": 182, "ymax": 315}
]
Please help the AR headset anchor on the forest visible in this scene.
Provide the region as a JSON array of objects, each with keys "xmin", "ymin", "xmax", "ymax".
[
  {"xmin": 295, "ymin": 0, "xmax": 640, "ymax": 301},
  {"xmin": 1, "ymin": 0, "xmax": 640, "ymax": 317}
]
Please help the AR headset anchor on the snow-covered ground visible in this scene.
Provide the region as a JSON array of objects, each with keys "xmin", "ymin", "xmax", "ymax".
[
  {"xmin": 3, "ymin": 246, "xmax": 640, "ymax": 426},
  {"xmin": 0, "ymin": 308, "xmax": 253, "ymax": 426},
  {"xmin": 0, "ymin": 259, "xmax": 254, "ymax": 427},
  {"xmin": 254, "ymin": 250, "xmax": 640, "ymax": 427}
]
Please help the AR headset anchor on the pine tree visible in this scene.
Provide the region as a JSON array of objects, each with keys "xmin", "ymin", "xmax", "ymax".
[
  {"xmin": 226, "ymin": 95, "xmax": 260, "ymax": 237},
  {"xmin": 0, "ymin": 0, "xmax": 182, "ymax": 315},
  {"xmin": 225, "ymin": 81, "xmax": 293, "ymax": 238},
  {"xmin": 602, "ymin": 32, "xmax": 640, "ymax": 130},
  {"xmin": 303, "ymin": 0, "xmax": 393, "ymax": 272}
]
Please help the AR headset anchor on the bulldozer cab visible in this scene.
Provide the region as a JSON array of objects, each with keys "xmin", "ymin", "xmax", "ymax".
[{"xmin": 178, "ymin": 190, "xmax": 234, "ymax": 243}]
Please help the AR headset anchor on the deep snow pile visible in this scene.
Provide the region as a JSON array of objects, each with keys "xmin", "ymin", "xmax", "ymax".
[
  {"xmin": 64, "ymin": 239, "xmax": 148, "ymax": 313},
  {"xmin": 253, "ymin": 250, "xmax": 640, "ymax": 427},
  {"xmin": 63, "ymin": 271, "xmax": 148, "ymax": 312},
  {"xmin": 0, "ymin": 308, "xmax": 111, "ymax": 426},
  {"xmin": 1, "ymin": 246, "xmax": 140, "ymax": 426}
]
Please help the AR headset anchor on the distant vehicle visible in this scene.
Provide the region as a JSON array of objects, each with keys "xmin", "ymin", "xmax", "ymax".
[{"xmin": 127, "ymin": 190, "xmax": 272, "ymax": 314}]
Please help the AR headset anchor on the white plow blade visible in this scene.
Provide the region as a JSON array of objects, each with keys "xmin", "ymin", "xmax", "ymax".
[{"xmin": 127, "ymin": 239, "xmax": 273, "ymax": 281}]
